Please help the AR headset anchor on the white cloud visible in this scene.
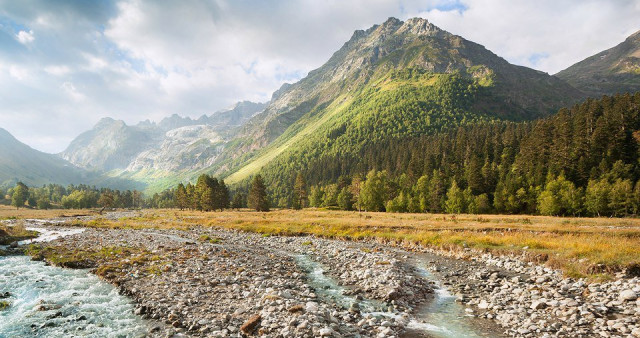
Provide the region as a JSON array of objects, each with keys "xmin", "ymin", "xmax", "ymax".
[
  {"xmin": 16, "ymin": 29, "xmax": 34, "ymax": 44},
  {"xmin": 61, "ymin": 81, "xmax": 85, "ymax": 102},
  {"xmin": 412, "ymin": 0, "xmax": 640, "ymax": 73},
  {"xmin": 0, "ymin": 0, "xmax": 638, "ymax": 153},
  {"xmin": 8, "ymin": 65, "xmax": 29, "ymax": 80},
  {"xmin": 44, "ymin": 65, "xmax": 71, "ymax": 76}
]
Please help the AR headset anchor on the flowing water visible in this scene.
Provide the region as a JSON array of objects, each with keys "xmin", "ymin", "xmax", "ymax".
[
  {"xmin": 409, "ymin": 264, "xmax": 485, "ymax": 337},
  {"xmin": 294, "ymin": 254, "xmax": 387, "ymax": 312},
  {"xmin": 0, "ymin": 225, "xmax": 150, "ymax": 337},
  {"xmin": 295, "ymin": 253, "xmax": 491, "ymax": 337}
]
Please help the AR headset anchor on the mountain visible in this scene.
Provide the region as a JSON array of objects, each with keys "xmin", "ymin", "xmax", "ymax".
[
  {"xmin": 60, "ymin": 101, "xmax": 266, "ymax": 191},
  {"xmin": 216, "ymin": 17, "xmax": 585, "ymax": 189},
  {"xmin": 0, "ymin": 128, "xmax": 89, "ymax": 187},
  {"xmin": 556, "ymin": 29, "xmax": 640, "ymax": 97},
  {"xmin": 61, "ymin": 117, "xmax": 154, "ymax": 171}
]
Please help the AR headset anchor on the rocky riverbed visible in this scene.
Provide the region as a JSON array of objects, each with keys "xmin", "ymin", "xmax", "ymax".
[{"xmin": 2, "ymin": 215, "xmax": 639, "ymax": 337}]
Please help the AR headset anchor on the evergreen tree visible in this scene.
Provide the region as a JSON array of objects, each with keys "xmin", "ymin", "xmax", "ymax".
[
  {"xmin": 216, "ymin": 180, "xmax": 230, "ymax": 210},
  {"xmin": 428, "ymin": 170, "xmax": 446, "ymax": 212},
  {"xmin": 185, "ymin": 183, "xmax": 196, "ymax": 210},
  {"xmin": 415, "ymin": 175, "xmax": 430, "ymax": 212},
  {"xmin": 292, "ymin": 173, "xmax": 308, "ymax": 210},
  {"xmin": 309, "ymin": 186, "xmax": 324, "ymax": 207},
  {"xmin": 248, "ymin": 174, "xmax": 269, "ymax": 211},
  {"xmin": 175, "ymin": 183, "xmax": 188, "ymax": 210},
  {"xmin": 231, "ymin": 192, "xmax": 246, "ymax": 209}
]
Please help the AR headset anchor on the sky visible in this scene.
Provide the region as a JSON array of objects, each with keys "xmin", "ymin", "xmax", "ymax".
[{"xmin": 0, "ymin": 0, "xmax": 639, "ymax": 153}]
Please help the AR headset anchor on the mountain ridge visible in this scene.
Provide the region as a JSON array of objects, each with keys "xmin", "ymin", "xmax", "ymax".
[
  {"xmin": 0, "ymin": 127, "xmax": 90, "ymax": 188},
  {"xmin": 217, "ymin": 16, "xmax": 585, "ymax": 188},
  {"xmin": 556, "ymin": 29, "xmax": 640, "ymax": 96}
]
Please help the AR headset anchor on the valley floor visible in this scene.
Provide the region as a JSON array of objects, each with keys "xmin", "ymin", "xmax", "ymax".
[{"xmin": 1, "ymin": 210, "xmax": 640, "ymax": 337}]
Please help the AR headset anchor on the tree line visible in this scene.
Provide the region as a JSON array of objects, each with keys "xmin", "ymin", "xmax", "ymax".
[
  {"xmin": 1, "ymin": 183, "xmax": 144, "ymax": 209},
  {"xmin": 170, "ymin": 174, "xmax": 269, "ymax": 212},
  {"xmin": 242, "ymin": 92, "xmax": 640, "ymax": 217}
]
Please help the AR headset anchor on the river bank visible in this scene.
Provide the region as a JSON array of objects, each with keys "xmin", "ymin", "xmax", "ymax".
[{"xmin": 2, "ymin": 214, "xmax": 640, "ymax": 337}]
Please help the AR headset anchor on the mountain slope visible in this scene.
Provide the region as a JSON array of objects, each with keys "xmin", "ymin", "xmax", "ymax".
[
  {"xmin": 219, "ymin": 17, "xmax": 584, "ymax": 187},
  {"xmin": 556, "ymin": 29, "xmax": 640, "ymax": 97},
  {"xmin": 0, "ymin": 128, "xmax": 89, "ymax": 187}
]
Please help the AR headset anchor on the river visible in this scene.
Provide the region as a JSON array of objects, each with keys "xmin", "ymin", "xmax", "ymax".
[{"xmin": 0, "ymin": 226, "xmax": 150, "ymax": 337}]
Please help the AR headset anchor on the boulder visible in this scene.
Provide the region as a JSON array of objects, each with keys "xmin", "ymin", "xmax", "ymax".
[{"xmin": 620, "ymin": 290, "xmax": 637, "ymax": 301}]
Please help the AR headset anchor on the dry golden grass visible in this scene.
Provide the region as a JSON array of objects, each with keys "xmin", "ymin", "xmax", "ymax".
[
  {"xmin": 5, "ymin": 207, "xmax": 640, "ymax": 279},
  {"xmin": 0, "ymin": 205, "xmax": 99, "ymax": 219}
]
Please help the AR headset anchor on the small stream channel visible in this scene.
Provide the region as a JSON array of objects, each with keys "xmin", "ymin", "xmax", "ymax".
[
  {"xmin": 0, "ymin": 224, "xmax": 150, "ymax": 337},
  {"xmin": 295, "ymin": 253, "xmax": 492, "ymax": 337}
]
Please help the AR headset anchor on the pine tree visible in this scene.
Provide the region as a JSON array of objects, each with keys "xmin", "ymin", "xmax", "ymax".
[
  {"xmin": 185, "ymin": 183, "xmax": 196, "ymax": 210},
  {"xmin": 292, "ymin": 173, "xmax": 308, "ymax": 210},
  {"xmin": 216, "ymin": 179, "xmax": 230, "ymax": 210},
  {"xmin": 248, "ymin": 174, "xmax": 269, "ymax": 212},
  {"xmin": 175, "ymin": 183, "xmax": 188, "ymax": 210},
  {"xmin": 231, "ymin": 192, "xmax": 246, "ymax": 209},
  {"xmin": 428, "ymin": 170, "xmax": 446, "ymax": 212}
]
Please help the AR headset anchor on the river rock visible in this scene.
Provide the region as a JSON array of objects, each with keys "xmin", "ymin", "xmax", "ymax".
[
  {"xmin": 319, "ymin": 327, "xmax": 334, "ymax": 336},
  {"xmin": 620, "ymin": 290, "xmax": 637, "ymax": 301}
]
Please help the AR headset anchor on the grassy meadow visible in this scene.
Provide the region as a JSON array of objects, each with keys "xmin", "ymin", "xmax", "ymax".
[{"xmin": 1, "ymin": 206, "xmax": 639, "ymax": 279}]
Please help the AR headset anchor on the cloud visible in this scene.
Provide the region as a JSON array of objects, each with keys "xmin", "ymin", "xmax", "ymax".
[
  {"xmin": 16, "ymin": 29, "xmax": 34, "ymax": 44},
  {"xmin": 44, "ymin": 65, "xmax": 71, "ymax": 76},
  {"xmin": 61, "ymin": 81, "xmax": 85, "ymax": 102},
  {"xmin": 0, "ymin": 0, "xmax": 638, "ymax": 154},
  {"xmin": 412, "ymin": 0, "xmax": 640, "ymax": 73}
]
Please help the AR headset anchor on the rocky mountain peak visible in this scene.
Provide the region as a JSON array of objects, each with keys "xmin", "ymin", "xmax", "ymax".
[
  {"xmin": 626, "ymin": 29, "xmax": 640, "ymax": 43},
  {"xmin": 398, "ymin": 17, "xmax": 442, "ymax": 36}
]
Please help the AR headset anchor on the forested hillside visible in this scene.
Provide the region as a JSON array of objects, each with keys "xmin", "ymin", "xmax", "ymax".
[
  {"xmin": 218, "ymin": 17, "xmax": 583, "ymax": 185},
  {"xmin": 248, "ymin": 93, "xmax": 640, "ymax": 216}
]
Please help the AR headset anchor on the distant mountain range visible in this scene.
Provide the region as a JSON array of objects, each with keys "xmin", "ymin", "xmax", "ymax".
[{"xmin": 2, "ymin": 18, "xmax": 639, "ymax": 194}]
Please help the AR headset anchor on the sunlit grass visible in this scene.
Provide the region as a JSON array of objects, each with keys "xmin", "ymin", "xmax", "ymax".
[{"xmin": 6, "ymin": 207, "xmax": 640, "ymax": 278}]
